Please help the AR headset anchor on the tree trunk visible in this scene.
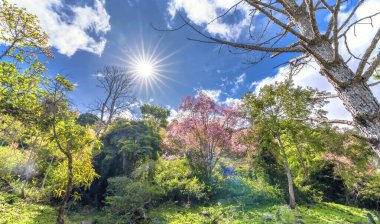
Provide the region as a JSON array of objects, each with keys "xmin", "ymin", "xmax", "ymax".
[
  {"xmin": 293, "ymin": 137, "xmax": 308, "ymax": 178},
  {"xmin": 41, "ymin": 156, "xmax": 54, "ymax": 188},
  {"xmin": 277, "ymin": 134, "xmax": 296, "ymax": 209},
  {"xmin": 292, "ymin": 18, "xmax": 380, "ymax": 158},
  {"xmin": 21, "ymin": 135, "xmax": 39, "ymax": 198},
  {"xmin": 56, "ymin": 153, "xmax": 73, "ymax": 224},
  {"xmin": 322, "ymin": 63, "xmax": 380, "ymax": 158}
]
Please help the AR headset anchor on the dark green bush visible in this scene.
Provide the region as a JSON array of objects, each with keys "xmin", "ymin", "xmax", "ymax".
[{"xmin": 100, "ymin": 176, "xmax": 164, "ymax": 224}]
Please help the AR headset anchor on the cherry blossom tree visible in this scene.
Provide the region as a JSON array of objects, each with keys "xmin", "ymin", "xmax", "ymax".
[{"xmin": 164, "ymin": 91, "xmax": 249, "ymax": 182}]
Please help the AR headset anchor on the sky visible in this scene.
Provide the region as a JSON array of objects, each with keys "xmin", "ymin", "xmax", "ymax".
[{"xmin": 7, "ymin": 0, "xmax": 380, "ymax": 120}]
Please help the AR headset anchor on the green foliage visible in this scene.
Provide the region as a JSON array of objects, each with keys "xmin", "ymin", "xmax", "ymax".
[
  {"xmin": 100, "ymin": 176, "xmax": 164, "ymax": 224},
  {"xmin": 0, "ymin": 0, "xmax": 53, "ymax": 62},
  {"xmin": 90, "ymin": 119, "xmax": 162, "ymax": 204},
  {"xmin": 153, "ymin": 159, "xmax": 206, "ymax": 202},
  {"xmin": 49, "ymin": 117, "xmax": 100, "ymax": 198},
  {"xmin": 213, "ymin": 176, "xmax": 285, "ymax": 207},
  {"xmin": 140, "ymin": 104, "xmax": 170, "ymax": 128},
  {"xmin": 148, "ymin": 202, "xmax": 379, "ymax": 224},
  {"xmin": 0, "ymin": 192, "xmax": 83, "ymax": 223},
  {"xmin": 76, "ymin": 113, "xmax": 99, "ymax": 126}
]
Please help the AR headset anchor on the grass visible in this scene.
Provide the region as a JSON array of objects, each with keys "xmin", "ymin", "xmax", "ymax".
[
  {"xmin": 0, "ymin": 191, "xmax": 378, "ymax": 223},
  {"xmin": 0, "ymin": 192, "xmax": 85, "ymax": 224},
  {"xmin": 148, "ymin": 202, "xmax": 379, "ymax": 224}
]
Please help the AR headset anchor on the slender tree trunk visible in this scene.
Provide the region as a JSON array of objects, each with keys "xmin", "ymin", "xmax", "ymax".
[
  {"xmin": 293, "ymin": 137, "xmax": 308, "ymax": 178},
  {"xmin": 21, "ymin": 135, "xmax": 39, "ymax": 198},
  {"xmin": 41, "ymin": 156, "xmax": 54, "ymax": 188},
  {"xmin": 56, "ymin": 153, "xmax": 73, "ymax": 224},
  {"xmin": 277, "ymin": 134, "xmax": 296, "ymax": 209}
]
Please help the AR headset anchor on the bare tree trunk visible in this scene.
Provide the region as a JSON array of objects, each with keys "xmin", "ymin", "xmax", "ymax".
[
  {"xmin": 277, "ymin": 134, "xmax": 296, "ymax": 209},
  {"xmin": 56, "ymin": 153, "xmax": 73, "ymax": 224},
  {"xmin": 321, "ymin": 62, "xmax": 380, "ymax": 157},
  {"xmin": 295, "ymin": 21, "xmax": 380, "ymax": 158}
]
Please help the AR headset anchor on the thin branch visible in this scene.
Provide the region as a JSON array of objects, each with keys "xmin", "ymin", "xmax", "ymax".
[
  {"xmin": 338, "ymin": 0, "xmax": 364, "ymax": 32},
  {"xmin": 183, "ymin": 18, "xmax": 305, "ymax": 53},
  {"xmin": 362, "ymin": 52, "xmax": 380, "ymax": 81},
  {"xmin": 338, "ymin": 11, "xmax": 380, "ymax": 39},
  {"xmin": 356, "ymin": 28, "xmax": 380, "ymax": 78},
  {"xmin": 333, "ymin": 0, "xmax": 341, "ymax": 61},
  {"xmin": 246, "ymin": 0, "xmax": 310, "ymax": 42},
  {"xmin": 368, "ymin": 80, "xmax": 380, "ymax": 87},
  {"xmin": 208, "ymin": 1, "xmax": 244, "ymax": 24},
  {"xmin": 306, "ymin": 0, "xmax": 320, "ymax": 36}
]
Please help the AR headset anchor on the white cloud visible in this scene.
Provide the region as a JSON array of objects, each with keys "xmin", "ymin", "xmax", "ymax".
[
  {"xmin": 251, "ymin": 0, "xmax": 380, "ymax": 121},
  {"xmin": 10, "ymin": 0, "xmax": 111, "ymax": 57},
  {"xmin": 198, "ymin": 89, "xmax": 222, "ymax": 101},
  {"xmin": 231, "ymin": 73, "xmax": 246, "ymax": 94},
  {"xmin": 167, "ymin": 0, "xmax": 252, "ymax": 40}
]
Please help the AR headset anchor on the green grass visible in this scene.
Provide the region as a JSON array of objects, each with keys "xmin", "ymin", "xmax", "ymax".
[
  {"xmin": 1, "ymin": 191, "xmax": 378, "ymax": 224},
  {"xmin": 148, "ymin": 202, "xmax": 379, "ymax": 224},
  {"xmin": 0, "ymin": 192, "xmax": 83, "ymax": 224}
]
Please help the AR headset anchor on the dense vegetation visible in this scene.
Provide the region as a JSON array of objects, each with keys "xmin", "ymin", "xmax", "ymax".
[{"xmin": 0, "ymin": 1, "xmax": 380, "ymax": 223}]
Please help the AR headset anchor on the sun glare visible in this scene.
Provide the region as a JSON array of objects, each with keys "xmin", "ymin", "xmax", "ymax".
[
  {"xmin": 135, "ymin": 60, "xmax": 155, "ymax": 78},
  {"xmin": 111, "ymin": 37, "xmax": 180, "ymax": 98}
]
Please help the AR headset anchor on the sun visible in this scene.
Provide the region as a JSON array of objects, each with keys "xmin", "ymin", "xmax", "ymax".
[
  {"xmin": 135, "ymin": 59, "xmax": 156, "ymax": 78},
  {"xmin": 112, "ymin": 37, "xmax": 179, "ymax": 98}
]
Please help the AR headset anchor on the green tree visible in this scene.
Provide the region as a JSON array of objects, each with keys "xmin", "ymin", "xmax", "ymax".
[
  {"xmin": 76, "ymin": 113, "xmax": 99, "ymax": 126},
  {"xmin": 243, "ymin": 80, "xmax": 326, "ymax": 209},
  {"xmin": 140, "ymin": 104, "xmax": 170, "ymax": 128},
  {"xmin": 46, "ymin": 76, "xmax": 100, "ymax": 224},
  {"xmin": 0, "ymin": 0, "xmax": 52, "ymax": 62}
]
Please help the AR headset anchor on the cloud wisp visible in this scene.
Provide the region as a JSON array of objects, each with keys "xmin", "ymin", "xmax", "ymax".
[{"xmin": 10, "ymin": 0, "xmax": 111, "ymax": 57}]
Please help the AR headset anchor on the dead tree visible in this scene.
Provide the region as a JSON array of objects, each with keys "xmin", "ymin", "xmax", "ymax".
[
  {"xmin": 93, "ymin": 66, "xmax": 134, "ymax": 136},
  {"xmin": 172, "ymin": 0, "xmax": 380, "ymax": 158}
]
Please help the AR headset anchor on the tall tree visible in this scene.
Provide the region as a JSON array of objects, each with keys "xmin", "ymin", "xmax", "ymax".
[
  {"xmin": 140, "ymin": 104, "xmax": 170, "ymax": 128},
  {"xmin": 243, "ymin": 80, "xmax": 326, "ymax": 209},
  {"xmin": 165, "ymin": 91, "xmax": 246, "ymax": 183},
  {"xmin": 93, "ymin": 66, "xmax": 134, "ymax": 136},
  {"xmin": 179, "ymin": 0, "xmax": 380, "ymax": 157},
  {"xmin": 47, "ymin": 76, "xmax": 99, "ymax": 224},
  {"xmin": 0, "ymin": 0, "xmax": 52, "ymax": 62}
]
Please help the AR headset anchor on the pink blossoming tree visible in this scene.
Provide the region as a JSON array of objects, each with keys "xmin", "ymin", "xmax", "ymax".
[{"xmin": 164, "ymin": 91, "xmax": 249, "ymax": 182}]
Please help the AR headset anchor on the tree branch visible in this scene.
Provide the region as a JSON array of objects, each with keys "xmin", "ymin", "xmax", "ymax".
[
  {"xmin": 362, "ymin": 52, "xmax": 380, "ymax": 81},
  {"xmin": 356, "ymin": 28, "xmax": 380, "ymax": 78}
]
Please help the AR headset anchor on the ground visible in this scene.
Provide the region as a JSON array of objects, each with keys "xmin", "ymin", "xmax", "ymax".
[{"xmin": 0, "ymin": 192, "xmax": 378, "ymax": 224}]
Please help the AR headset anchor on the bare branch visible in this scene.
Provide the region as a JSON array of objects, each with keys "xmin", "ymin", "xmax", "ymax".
[
  {"xmin": 306, "ymin": 0, "xmax": 320, "ymax": 36},
  {"xmin": 356, "ymin": 28, "xmax": 380, "ymax": 78},
  {"xmin": 338, "ymin": 11, "xmax": 380, "ymax": 39},
  {"xmin": 246, "ymin": 0, "xmax": 310, "ymax": 42},
  {"xmin": 333, "ymin": 0, "xmax": 341, "ymax": 61},
  {"xmin": 338, "ymin": 0, "xmax": 364, "ymax": 32},
  {"xmin": 312, "ymin": 93, "xmax": 338, "ymax": 100},
  {"xmin": 363, "ymin": 52, "xmax": 380, "ymax": 81},
  {"xmin": 368, "ymin": 80, "xmax": 380, "ymax": 87},
  {"xmin": 208, "ymin": 1, "xmax": 244, "ymax": 24}
]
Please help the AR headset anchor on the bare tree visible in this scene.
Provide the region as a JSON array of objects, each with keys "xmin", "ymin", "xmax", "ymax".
[
  {"xmin": 93, "ymin": 66, "xmax": 134, "ymax": 136},
  {"xmin": 170, "ymin": 0, "xmax": 380, "ymax": 158}
]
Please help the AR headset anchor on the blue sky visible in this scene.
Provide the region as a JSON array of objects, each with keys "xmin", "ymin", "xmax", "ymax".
[
  {"xmin": 9, "ymin": 0, "xmax": 296, "ymax": 113},
  {"xmin": 7, "ymin": 0, "xmax": 380, "ymax": 119}
]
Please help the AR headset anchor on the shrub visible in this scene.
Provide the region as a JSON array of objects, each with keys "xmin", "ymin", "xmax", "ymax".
[
  {"xmin": 154, "ymin": 159, "xmax": 206, "ymax": 203},
  {"xmin": 101, "ymin": 176, "xmax": 164, "ymax": 223},
  {"xmin": 213, "ymin": 176, "xmax": 284, "ymax": 207}
]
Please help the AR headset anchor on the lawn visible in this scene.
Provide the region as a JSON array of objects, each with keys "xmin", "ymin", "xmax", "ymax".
[{"xmin": 1, "ymin": 192, "xmax": 378, "ymax": 224}]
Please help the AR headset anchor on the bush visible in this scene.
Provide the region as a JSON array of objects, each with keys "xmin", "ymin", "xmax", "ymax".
[
  {"xmin": 154, "ymin": 159, "xmax": 206, "ymax": 203},
  {"xmin": 213, "ymin": 175, "xmax": 284, "ymax": 207},
  {"xmin": 100, "ymin": 176, "xmax": 164, "ymax": 224}
]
